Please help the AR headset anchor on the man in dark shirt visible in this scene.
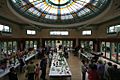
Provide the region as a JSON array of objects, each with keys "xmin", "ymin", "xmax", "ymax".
[
  {"xmin": 8, "ymin": 67, "xmax": 18, "ymax": 80},
  {"xmin": 40, "ymin": 56, "xmax": 47, "ymax": 80}
]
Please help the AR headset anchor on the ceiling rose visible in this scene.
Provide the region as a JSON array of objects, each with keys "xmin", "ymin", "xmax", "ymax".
[{"xmin": 48, "ymin": 0, "xmax": 71, "ymax": 6}]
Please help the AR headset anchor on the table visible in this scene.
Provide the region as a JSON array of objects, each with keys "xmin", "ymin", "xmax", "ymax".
[
  {"xmin": 49, "ymin": 53, "xmax": 72, "ymax": 80},
  {"xmin": 0, "ymin": 52, "xmax": 38, "ymax": 78}
]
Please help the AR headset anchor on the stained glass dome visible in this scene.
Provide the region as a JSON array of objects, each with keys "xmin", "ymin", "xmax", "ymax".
[{"xmin": 9, "ymin": 0, "xmax": 111, "ymax": 25}]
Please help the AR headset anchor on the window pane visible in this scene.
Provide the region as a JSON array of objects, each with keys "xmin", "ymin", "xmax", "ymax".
[
  {"xmin": 25, "ymin": 41, "xmax": 29, "ymax": 49},
  {"xmin": 0, "ymin": 24, "xmax": 4, "ymax": 31},
  {"xmin": 30, "ymin": 41, "xmax": 33, "ymax": 48},
  {"xmin": 3, "ymin": 42, "xmax": 7, "ymax": 53},
  {"xmin": 34, "ymin": 41, "xmax": 37, "ymax": 49},
  {"xmin": 118, "ymin": 43, "xmax": 120, "ymax": 63},
  {"xmin": 50, "ymin": 31, "xmax": 69, "ymax": 35},
  {"xmin": 27, "ymin": 30, "xmax": 36, "ymax": 35},
  {"xmin": 8, "ymin": 42, "xmax": 12, "ymax": 54},
  {"xmin": 13, "ymin": 41, "xmax": 17, "ymax": 52},
  {"xmin": 4, "ymin": 26, "xmax": 10, "ymax": 32},
  {"xmin": 111, "ymin": 42, "xmax": 117, "ymax": 61},
  {"xmin": 101, "ymin": 42, "xmax": 106, "ymax": 57},
  {"xmin": 82, "ymin": 30, "xmax": 91, "ymax": 35},
  {"xmin": 106, "ymin": 42, "xmax": 110, "ymax": 59}
]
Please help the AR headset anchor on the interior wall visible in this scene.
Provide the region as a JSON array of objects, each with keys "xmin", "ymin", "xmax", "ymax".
[
  {"xmin": 95, "ymin": 17, "xmax": 120, "ymax": 38},
  {"xmin": 0, "ymin": 17, "xmax": 120, "ymax": 39}
]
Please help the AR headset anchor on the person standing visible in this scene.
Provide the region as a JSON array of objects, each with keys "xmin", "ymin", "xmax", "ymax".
[
  {"xmin": 40, "ymin": 56, "xmax": 47, "ymax": 80},
  {"xmin": 48, "ymin": 52, "xmax": 53, "ymax": 67},
  {"xmin": 26, "ymin": 61, "xmax": 35, "ymax": 80},
  {"xmin": 35, "ymin": 64, "xmax": 40, "ymax": 80},
  {"xmin": 104, "ymin": 62, "xmax": 112, "ymax": 80},
  {"xmin": 8, "ymin": 67, "xmax": 18, "ymax": 80},
  {"xmin": 97, "ymin": 60, "xmax": 105, "ymax": 80},
  {"xmin": 19, "ymin": 57, "xmax": 25, "ymax": 72},
  {"xmin": 88, "ymin": 64, "xmax": 100, "ymax": 80},
  {"xmin": 81, "ymin": 60, "xmax": 87, "ymax": 80},
  {"xmin": 64, "ymin": 47, "xmax": 69, "ymax": 59}
]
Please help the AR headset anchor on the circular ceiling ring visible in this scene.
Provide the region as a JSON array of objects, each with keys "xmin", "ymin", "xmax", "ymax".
[{"xmin": 47, "ymin": 0, "xmax": 71, "ymax": 6}]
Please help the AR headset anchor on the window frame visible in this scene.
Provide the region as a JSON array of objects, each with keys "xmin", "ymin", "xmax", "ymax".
[
  {"xmin": 0, "ymin": 24, "xmax": 12, "ymax": 33},
  {"xmin": 107, "ymin": 25, "xmax": 120, "ymax": 34},
  {"xmin": 26, "ymin": 29, "xmax": 36, "ymax": 35},
  {"xmin": 50, "ymin": 30, "xmax": 69, "ymax": 36},
  {"xmin": 82, "ymin": 30, "xmax": 92, "ymax": 36}
]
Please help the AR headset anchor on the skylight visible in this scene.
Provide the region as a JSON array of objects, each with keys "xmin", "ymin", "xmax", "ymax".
[{"xmin": 9, "ymin": 0, "xmax": 110, "ymax": 25}]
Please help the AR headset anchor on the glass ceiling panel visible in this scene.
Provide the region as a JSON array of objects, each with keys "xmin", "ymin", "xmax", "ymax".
[{"xmin": 10, "ymin": 0, "xmax": 110, "ymax": 22}]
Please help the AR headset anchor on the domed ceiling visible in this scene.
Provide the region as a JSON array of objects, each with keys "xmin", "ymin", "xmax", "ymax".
[{"xmin": 9, "ymin": 0, "xmax": 111, "ymax": 27}]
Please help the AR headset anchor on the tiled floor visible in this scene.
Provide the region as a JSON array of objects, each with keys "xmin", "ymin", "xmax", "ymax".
[{"xmin": 1, "ymin": 53, "xmax": 82, "ymax": 80}]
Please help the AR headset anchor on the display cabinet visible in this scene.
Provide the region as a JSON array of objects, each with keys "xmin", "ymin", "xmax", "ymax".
[{"xmin": 49, "ymin": 52, "xmax": 72, "ymax": 80}]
